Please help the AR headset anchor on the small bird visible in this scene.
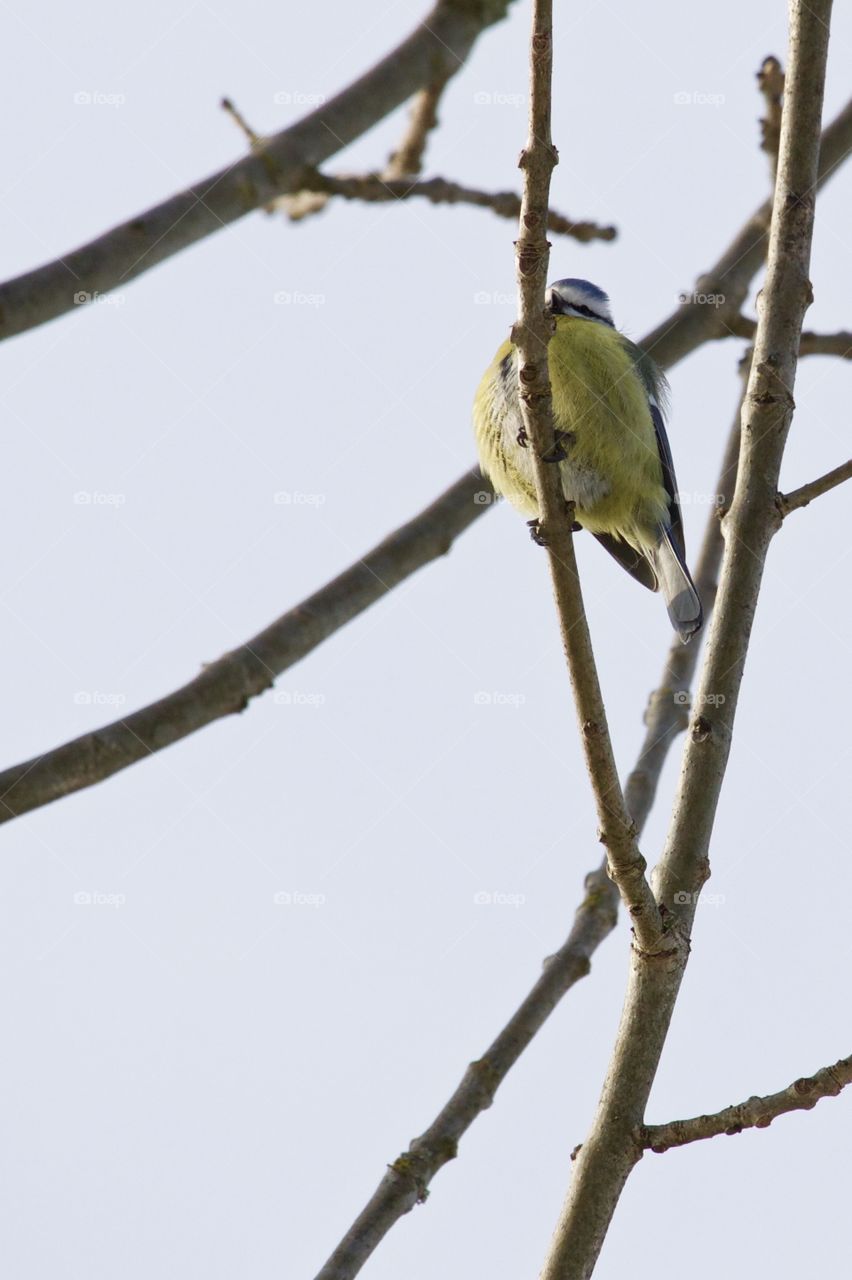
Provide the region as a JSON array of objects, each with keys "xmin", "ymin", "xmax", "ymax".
[{"xmin": 473, "ymin": 277, "xmax": 703, "ymax": 642}]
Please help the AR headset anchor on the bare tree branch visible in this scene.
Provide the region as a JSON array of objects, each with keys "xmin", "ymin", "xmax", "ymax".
[
  {"xmin": 540, "ymin": 4, "xmax": 834, "ymax": 1277},
  {"xmin": 641, "ymin": 1054, "xmax": 852, "ymax": 1153},
  {"xmin": 305, "ymin": 371, "xmax": 747, "ymax": 1280},
  {"xmin": 0, "ymin": 0, "xmax": 515, "ymax": 341},
  {"xmin": 726, "ymin": 313, "xmax": 852, "ymax": 357},
  {"xmin": 510, "ymin": 0, "xmax": 662, "ymax": 951},
  {"xmin": 1, "ymin": 58, "xmax": 848, "ymax": 838},
  {"xmin": 0, "ymin": 471, "xmax": 491, "ymax": 822},
  {"xmin": 640, "ymin": 95, "xmax": 851, "ymax": 370},
  {"xmin": 273, "ymin": 170, "xmax": 616, "ymax": 241},
  {"xmin": 758, "ymin": 55, "xmax": 785, "ymax": 176},
  {"xmin": 384, "ymin": 73, "xmax": 453, "ymax": 179},
  {"xmin": 777, "ymin": 457, "xmax": 852, "ymax": 515},
  {"xmin": 223, "ymin": 85, "xmax": 615, "ymax": 240},
  {"xmin": 313, "ymin": 863, "xmax": 620, "ymax": 1280},
  {"xmin": 0, "ymin": 72, "xmax": 848, "ymax": 343}
]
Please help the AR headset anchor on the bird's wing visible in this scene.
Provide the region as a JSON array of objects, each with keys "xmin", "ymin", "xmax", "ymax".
[
  {"xmin": 622, "ymin": 337, "xmax": 686, "ymax": 559},
  {"xmin": 593, "ymin": 531, "xmax": 658, "ymax": 591},
  {"xmin": 648, "ymin": 398, "xmax": 686, "ymax": 559}
]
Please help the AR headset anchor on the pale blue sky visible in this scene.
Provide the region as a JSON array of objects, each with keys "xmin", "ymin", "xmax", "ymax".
[{"xmin": 0, "ymin": 2, "xmax": 850, "ymax": 1276}]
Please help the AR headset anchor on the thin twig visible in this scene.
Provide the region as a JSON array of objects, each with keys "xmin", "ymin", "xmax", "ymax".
[
  {"xmin": 726, "ymin": 313, "xmax": 852, "ymax": 357},
  {"xmin": 0, "ymin": 0, "xmax": 516, "ymax": 340},
  {"xmin": 777, "ymin": 457, "xmax": 852, "ymax": 515},
  {"xmin": 641, "ymin": 1054, "xmax": 852, "ymax": 1152},
  {"xmin": 218, "ymin": 104, "xmax": 617, "ymax": 240},
  {"xmin": 639, "ymin": 97, "xmax": 851, "ymax": 370},
  {"xmin": 0, "ymin": 84, "xmax": 847, "ymax": 340},
  {"xmin": 540, "ymin": 4, "xmax": 834, "ymax": 1277},
  {"xmin": 282, "ymin": 170, "xmax": 617, "ymax": 241},
  {"xmin": 384, "ymin": 73, "xmax": 452, "ymax": 179}
]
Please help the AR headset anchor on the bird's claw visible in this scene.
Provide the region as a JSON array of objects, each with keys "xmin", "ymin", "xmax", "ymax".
[
  {"xmin": 540, "ymin": 430, "xmax": 575, "ymax": 464},
  {"xmin": 527, "ymin": 518, "xmax": 548, "ymax": 547}
]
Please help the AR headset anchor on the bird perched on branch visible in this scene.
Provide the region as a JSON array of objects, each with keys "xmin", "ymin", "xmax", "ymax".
[{"xmin": 473, "ymin": 277, "xmax": 702, "ymax": 643}]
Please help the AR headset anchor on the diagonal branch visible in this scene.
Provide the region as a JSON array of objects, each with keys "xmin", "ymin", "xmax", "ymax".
[
  {"xmin": 540, "ymin": 4, "xmax": 834, "ymax": 1277},
  {"xmin": 383, "ymin": 72, "xmax": 453, "ymax": 179},
  {"xmin": 640, "ymin": 96, "xmax": 851, "ymax": 370},
  {"xmin": 777, "ymin": 457, "xmax": 852, "ymax": 515},
  {"xmin": 0, "ymin": 0, "xmax": 515, "ymax": 341},
  {"xmin": 1, "ymin": 43, "xmax": 847, "ymax": 838},
  {"xmin": 640, "ymin": 1054, "xmax": 852, "ymax": 1153},
  {"xmin": 313, "ymin": 863, "xmax": 619, "ymax": 1280},
  {"xmin": 0, "ymin": 80, "xmax": 848, "ymax": 344},
  {"xmin": 0, "ymin": 471, "xmax": 491, "ymax": 822}
]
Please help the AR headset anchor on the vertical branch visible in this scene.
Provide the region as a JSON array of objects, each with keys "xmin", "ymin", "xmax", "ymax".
[
  {"xmin": 513, "ymin": 0, "xmax": 663, "ymax": 951},
  {"xmin": 758, "ymin": 56, "xmax": 786, "ymax": 177},
  {"xmin": 539, "ymin": 3, "xmax": 833, "ymax": 1277}
]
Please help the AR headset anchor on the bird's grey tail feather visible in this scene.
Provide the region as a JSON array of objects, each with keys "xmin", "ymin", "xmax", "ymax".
[{"xmin": 649, "ymin": 530, "xmax": 703, "ymax": 644}]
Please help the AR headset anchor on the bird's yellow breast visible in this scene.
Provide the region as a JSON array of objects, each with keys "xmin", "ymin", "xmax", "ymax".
[{"xmin": 473, "ymin": 315, "xmax": 669, "ymax": 549}]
